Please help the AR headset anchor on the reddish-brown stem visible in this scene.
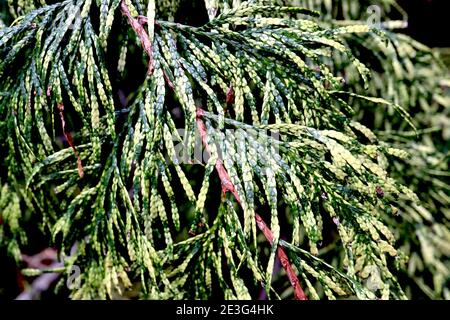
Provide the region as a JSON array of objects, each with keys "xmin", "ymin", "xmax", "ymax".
[
  {"xmin": 57, "ymin": 103, "xmax": 84, "ymax": 178},
  {"xmin": 120, "ymin": 0, "xmax": 154, "ymax": 75},
  {"xmin": 137, "ymin": 15, "xmax": 160, "ymax": 27},
  {"xmin": 255, "ymin": 214, "xmax": 307, "ymax": 300},
  {"xmin": 162, "ymin": 70, "xmax": 175, "ymax": 90},
  {"xmin": 196, "ymin": 108, "xmax": 307, "ymax": 300}
]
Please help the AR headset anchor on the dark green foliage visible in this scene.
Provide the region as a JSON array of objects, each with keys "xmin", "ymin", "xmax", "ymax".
[{"xmin": 0, "ymin": 0, "xmax": 448, "ymax": 299}]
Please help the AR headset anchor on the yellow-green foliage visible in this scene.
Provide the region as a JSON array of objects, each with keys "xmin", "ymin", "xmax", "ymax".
[{"xmin": 0, "ymin": 0, "xmax": 448, "ymax": 300}]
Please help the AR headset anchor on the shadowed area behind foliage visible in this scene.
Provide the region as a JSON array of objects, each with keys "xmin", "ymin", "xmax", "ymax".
[{"xmin": 397, "ymin": 0, "xmax": 450, "ymax": 48}]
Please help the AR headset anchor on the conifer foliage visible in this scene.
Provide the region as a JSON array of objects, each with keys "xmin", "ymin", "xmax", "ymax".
[{"xmin": 0, "ymin": 0, "xmax": 448, "ymax": 299}]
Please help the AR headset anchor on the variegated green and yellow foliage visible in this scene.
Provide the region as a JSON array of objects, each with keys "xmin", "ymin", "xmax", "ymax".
[
  {"xmin": 249, "ymin": 0, "xmax": 449, "ymax": 300},
  {"xmin": 0, "ymin": 0, "xmax": 448, "ymax": 300}
]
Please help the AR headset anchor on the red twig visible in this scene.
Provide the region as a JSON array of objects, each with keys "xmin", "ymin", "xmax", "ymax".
[
  {"xmin": 136, "ymin": 15, "xmax": 160, "ymax": 27},
  {"xmin": 196, "ymin": 108, "xmax": 236, "ymax": 195},
  {"xmin": 226, "ymin": 85, "xmax": 235, "ymax": 106},
  {"xmin": 163, "ymin": 69, "xmax": 175, "ymax": 90},
  {"xmin": 255, "ymin": 214, "xmax": 307, "ymax": 300},
  {"xmin": 57, "ymin": 103, "xmax": 84, "ymax": 178},
  {"xmin": 196, "ymin": 108, "xmax": 307, "ymax": 300},
  {"xmin": 120, "ymin": 0, "xmax": 155, "ymax": 75}
]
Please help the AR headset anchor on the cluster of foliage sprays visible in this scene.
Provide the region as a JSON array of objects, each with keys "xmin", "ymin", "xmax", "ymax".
[{"xmin": 0, "ymin": 0, "xmax": 448, "ymax": 299}]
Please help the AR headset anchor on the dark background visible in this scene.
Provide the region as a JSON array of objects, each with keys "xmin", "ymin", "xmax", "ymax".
[
  {"xmin": 397, "ymin": 0, "xmax": 450, "ymax": 47},
  {"xmin": 1, "ymin": 0, "xmax": 449, "ymax": 47}
]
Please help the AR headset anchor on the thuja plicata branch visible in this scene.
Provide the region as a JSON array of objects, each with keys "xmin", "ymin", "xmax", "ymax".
[
  {"xmin": 119, "ymin": 2, "xmax": 308, "ymax": 300},
  {"xmin": 196, "ymin": 108, "xmax": 308, "ymax": 300}
]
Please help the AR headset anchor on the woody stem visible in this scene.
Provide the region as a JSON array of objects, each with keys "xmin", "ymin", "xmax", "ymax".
[{"xmin": 195, "ymin": 107, "xmax": 307, "ymax": 300}]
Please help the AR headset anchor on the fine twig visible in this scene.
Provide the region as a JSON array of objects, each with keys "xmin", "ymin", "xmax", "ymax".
[
  {"xmin": 57, "ymin": 103, "xmax": 84, "ymax": 178},
  {"xmin": 196, "ymin": 108, "xmax": 308, "ymax": 300},
  {"xmin": 120, "ymin": 0, "xmax": 155, "ymax": 75}
]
